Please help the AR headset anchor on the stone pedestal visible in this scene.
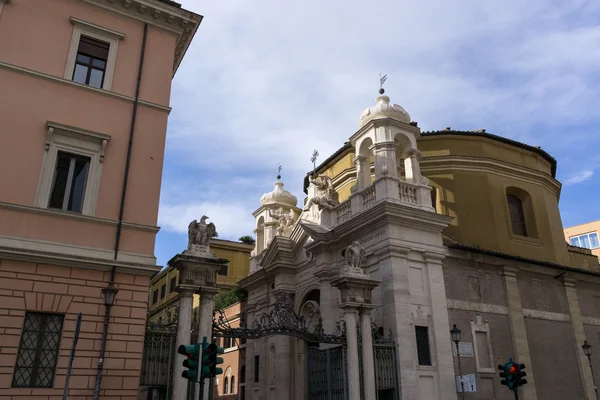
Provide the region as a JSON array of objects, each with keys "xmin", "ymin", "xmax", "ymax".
[
  {"xmin": 331, "ymin": 274, "xmax": 381, "ymax": 400},
  {"xmin": 168, "ymin": 251, "xmax": 228, "ymax": 400}
]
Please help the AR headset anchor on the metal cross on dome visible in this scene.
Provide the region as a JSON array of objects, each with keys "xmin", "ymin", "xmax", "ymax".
[
  {"xmin": 379, "ymin": 73, "xmax": 387, "ymax": 95},
  {"xmin": 310, "ymin": 149, "xmax": 319, "ymax": 176}
]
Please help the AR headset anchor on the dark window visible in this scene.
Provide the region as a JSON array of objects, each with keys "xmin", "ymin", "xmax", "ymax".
[
  {"xmin": 223, "ymin": 337, "xmax": 233, "ymax": 348},
  {"xmin": 254, "ymin": 355, "xmax": 260, "ymax": 382},
  {"xmin": 430, "ymin": 187, "xmax": 437, "ymax": 212},
  {"xmin": 12, "ymin": 313, "xmax": 64, "ymax": 388},
  {"xmin": 152, "ymin": 290, "xmax": 158, "ymax": 304},
  {"xmin": 415, "ymin": 326, "xmax": 432, "ymax": 366},
  {"xmin": 218, "ymin": 264, "xmax": 228, "ymax": 276},
  {"xmin": 231, "ymin": 375, "xmax": 235, "ymax": 393},
  {"xmin": 160, "ymin": 284, "xmax": 166, "ymax": 299},
  {"xmin": 170, "ymin": 277, "xmax": 177, "ymax": 293},
  {"xmin": 72, "ymin": 36, "xmax": 109, "ymax": 88},
  {"xmin": 240, "ymin": 365, "xmax": 246, "ymax": 383},
  {"xmin": 507, "ymin": 194, "xmax": 528, "ymax": 236},
  {"xmin": 224, "ymin": 377, "xmax": 229, "ymax": 394},
  {"xmin": 48, "ymin": 152, "xmax": 90, "ymax": 213}
]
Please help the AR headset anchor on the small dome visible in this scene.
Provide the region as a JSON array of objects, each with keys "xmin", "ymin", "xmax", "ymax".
[
  {"xmin": 260, "ymin": 181, "xmax": 297, "ymax": 207},
  {"xmin": 359, "ymin": 95, "xmax": 411, "ymax": 128}
]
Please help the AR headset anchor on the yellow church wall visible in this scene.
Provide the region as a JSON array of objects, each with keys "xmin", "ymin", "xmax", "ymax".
[{"xmin": 313, "ymin": 132, "xmax": 580, "ymax": 268}]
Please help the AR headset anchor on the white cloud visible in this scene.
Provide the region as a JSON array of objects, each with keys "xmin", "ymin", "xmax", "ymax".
[
  {"xmin": 155, "ymin": 0, "xmax": 600, "ymax": 245},
  {"xmin": 564, "ymin": 170, "xmax": 594, "ymax": 185}
]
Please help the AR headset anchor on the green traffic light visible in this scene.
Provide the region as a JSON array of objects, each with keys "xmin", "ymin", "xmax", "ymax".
[{"xmin": 178, "ymin": 343, "xmax": 200, "ymax": 382}]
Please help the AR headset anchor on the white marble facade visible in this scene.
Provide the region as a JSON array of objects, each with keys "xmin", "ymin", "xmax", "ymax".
[{"xmin": 239, "ymin": 94, "xmax": 458, "ymax": 400}]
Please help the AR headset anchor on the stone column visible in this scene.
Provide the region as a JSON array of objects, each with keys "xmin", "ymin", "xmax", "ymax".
[
  {"xmin": 353, "ymin": 155, "xmax": 370, "ymax": 191},
  {"xmin": 332, "ymin": 272, "xmax": 381, "ymax": 400},
  {"xmin": 403, "ymin": 149, "xmax": 421, "ymax": 184},
  {"xmin": 195, "ymin": 287, "xmax": 219, "ymax": 400},
  {"xmin": 245, "ymin": 304, "xmax": 256, "ymax": 400},
  {"xmin": 371, "ymin": 142, "xmax": 398, "ymax": 179},
  {"xmin": 562, "ymin": 277, "xmax": 596, "ymax": 400},
  {"xmin": 359, "ymin": 307, "xmax": 377, "ymax": 400},
  {"xmin": 173, "ymin": 286, "xmax": 196, "ymax": 400},
  {"xmin": 503, "ymin": 266, "xmax": 538, "ymax": 399}
]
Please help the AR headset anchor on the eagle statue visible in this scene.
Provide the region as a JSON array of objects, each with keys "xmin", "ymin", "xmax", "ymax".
[{"xmin": 187, "ymin": 215, "xmax": 217, "ymax": 249}]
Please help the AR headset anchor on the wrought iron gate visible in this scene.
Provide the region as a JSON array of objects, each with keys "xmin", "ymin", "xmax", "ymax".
[
  {"xmin": 307, "ymin": 345, "xmax": 348, "ymax": 400},
  {"xmin": 140, "ymin": 323, "xmax": 177, "ymax": 400}
]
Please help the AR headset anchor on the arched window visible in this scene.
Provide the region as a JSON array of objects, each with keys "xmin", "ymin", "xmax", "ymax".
[
  {"xmin": 224, "ymin": 377, "xmax": 229, "ymax": 394},
  {"xmin": 507, "ymin": 194, "xmax": 527, "ymax": 236},
  {"xmin": 231, "ymin": 376, "xmax": 235, "ymax": 393}
]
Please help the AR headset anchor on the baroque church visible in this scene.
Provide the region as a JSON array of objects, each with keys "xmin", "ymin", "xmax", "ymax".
[{"xmin": 234, "ymin": 92, "xmax": 600, "ymax": 400}]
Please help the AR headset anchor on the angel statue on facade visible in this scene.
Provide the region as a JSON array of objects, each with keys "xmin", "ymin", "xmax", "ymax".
[
  {"xmin": 344, "ymin": 241, "xmax": 368, "ymax": 276},
  {"xmin": 304, "ymin": 174, "xmax": 340, "ymax": 211},
  {"xmin": 186, "ymin": 215, "xmax": 217, "ymax": 254},
  {"xmin": 269, "ymin": 207, "xmax": 298, "ymax": 236}
]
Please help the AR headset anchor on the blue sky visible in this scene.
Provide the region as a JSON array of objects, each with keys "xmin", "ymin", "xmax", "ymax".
[{"xmin": 154, "ymin": 0, "xmax": 600, "ymax": 266}]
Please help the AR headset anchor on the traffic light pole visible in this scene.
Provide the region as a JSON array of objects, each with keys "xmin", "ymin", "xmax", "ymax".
[
  {"xmin": 513, "ymin": 388, "xmax": 519, "ymax": 400},
  {"xmin": 198, "ymin": 376, "xmax": 205, "ymax": 400}
]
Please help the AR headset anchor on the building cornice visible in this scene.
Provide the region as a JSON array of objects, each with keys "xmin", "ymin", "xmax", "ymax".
[
  {"xmin": 0, "ymin": 201, "xmax": 160, "ymax": 233},
  {"xmin": 0, "ymin": 60, "xmax": 172, "ymax": 113},
  {"xmin": 79, "ymin": 0, "xmax": 202, "ymax": 75},
  {"xmin": 420, "ymin": 155, "xmax": 561, "ymax": 197},
  {"xmin": 0, "ymin": 234, "xmax": 159, "ymax": 275}
]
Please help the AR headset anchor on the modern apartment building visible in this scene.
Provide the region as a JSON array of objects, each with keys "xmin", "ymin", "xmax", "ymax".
[
  {"xmin": 0, "ymin": 0, "xmax": 200, "ymax": 398},
  {"xmin": 565, "ymin": 220, "xmax": 600, "ymax": 260}
]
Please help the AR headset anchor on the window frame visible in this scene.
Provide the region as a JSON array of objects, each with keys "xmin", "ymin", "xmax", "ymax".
[
  {"xmin": 170, "ymin": 276, "xmax": 177, "ymax": 293},
  {"xmin": 34, "ymin": 121, "xmax": 110, "ymax": 216},
  {"xmin": 507, "ymin": 193, "xmax": 528, "ymax": 237},
  {"xmin": 152, "ymin": 289, "xmax": 159, "ymax": 304},
  {"xmin": 160, "ymin": 284, "xmax": 166, "ymax": 299},
  {"xmin": 48, "ymin": 151, "xmax": 91, "ymax": 213},
  {"xmin": 12, "ymin": 312, "xmax": 64, "ymax": 388},
  {"xmin": 64, "ymin": 17, "xmax": 124, "ymax": 91},
  {"xmin": 471, "ymin": 314, "xmax": 495, "ymax": 373},
  {"xmin": 414, "ymin": 325, "xmax": 432, "ymax": 366},
  {"xmin": 218, "ymin": 264, "xmax": 228, "ymax": 276},
  {"xmin": 570, "ymin": 232, "xmax": 600, "ymax": 250},
  {"xmin": 72, "ymin": 36, "xmax": 109, "ymax": 88}
]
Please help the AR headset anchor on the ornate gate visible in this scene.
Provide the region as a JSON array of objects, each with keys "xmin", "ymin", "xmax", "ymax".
[
  {"xmin": 140, "ymin": 322, "xmax": 177, "ymax": 400},
  {"xmin": 307, "ymin": 345, "xmax": 348, "ymax": 400}
]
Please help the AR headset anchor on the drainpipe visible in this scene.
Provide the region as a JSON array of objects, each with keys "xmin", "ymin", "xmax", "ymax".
[{"xmin": 93, "ymin": 22, "xmax": 148, "ymax": 400}]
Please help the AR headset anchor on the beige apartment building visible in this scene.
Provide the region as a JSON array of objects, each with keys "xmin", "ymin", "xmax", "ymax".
[
  {"xmin": 0, "ymin": 0, "xmax": 200, "ymax": 399},
  {"xmin": 565, "ymin": 220, "xmax": 600, "ymax": 260}
]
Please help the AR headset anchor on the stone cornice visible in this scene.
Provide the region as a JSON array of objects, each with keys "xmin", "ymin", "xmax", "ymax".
[
  {"xmin": 80, "ymin": 0, "xmax": 202, "ymax": 75},
  {"xmin": 0, "ymin": 235, "xmax": 159, "ymax": 275},
  {"xmin": 349, "ymin": 116, "xmax": 421, "ymax": 144},
  {"xmin": 0, "ymin": 60, "xmax": 171, "ymax": 113},
  {"xmin": 420, "ymin": 155, "xmax": 561, "ymax": 197},
  {"xmin": 0, "ymin": 201, "xmax": 160, "ymax": 233}
]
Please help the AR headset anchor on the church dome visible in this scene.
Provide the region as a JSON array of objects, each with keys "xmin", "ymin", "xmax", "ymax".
[
  {"xmin": 359, "ymin": 95, "xmax": 411, "ymax": 128},
  {"xmin": 260, "ymin": 181, "xmax": 297, "ymax": 207}
]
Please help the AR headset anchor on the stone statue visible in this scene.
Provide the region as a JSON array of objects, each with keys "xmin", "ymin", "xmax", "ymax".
[
  {"xmin": 269, "ymin": 207, "xmax": 298, "ymax": 236},
  {"xmin": 304, "ymin": 174, "xmax": 340, "ymax": 211},
  {"xmin": 186, "ymin": 215, "xmax": 217, "ymax": 254},
  {"xmin": 344, "ymin": 241, "xmax": 367, "ymax": 277}
]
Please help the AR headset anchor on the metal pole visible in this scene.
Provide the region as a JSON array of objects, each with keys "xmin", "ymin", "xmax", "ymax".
[
  {"xmin": 199, "ymin": 377, "xmax": 205, "ymax": 400},
  {"xmin": 62, "ymin": 312, "xmax": 82, "ymax": 400},
  {"xmin": 455, "ymin": 341, "xmax": 465, "ymax": 399},
  {"xmin": 513, "ymin": 388, "xmax": 519, "ymax": 400},
  {"xmin": 93, "ymin": 303, "xmax": 112, "ymax": 400},
  {"xmin": 587, "ymin": 355, "xmax": 599, "ymax": 400}
]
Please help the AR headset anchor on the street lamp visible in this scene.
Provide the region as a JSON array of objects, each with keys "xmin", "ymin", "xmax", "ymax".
[
  {"xmin": 582, "ymin": 341, "xmax": 599, "ymax": 400},
  {"xmin": 93, "ymin": 283, "xmax": 119, "ymax": 400},
  {"xmin": 451, "ymin": 324, "xmax": 465, "ymax": 398}
]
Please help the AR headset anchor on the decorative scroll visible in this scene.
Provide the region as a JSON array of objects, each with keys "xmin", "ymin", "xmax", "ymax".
[{"xmin": 213, "ymin": 293, "xmax": 346, "ymax": 344}]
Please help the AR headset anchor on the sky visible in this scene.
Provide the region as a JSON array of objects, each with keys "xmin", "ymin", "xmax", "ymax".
[{"xmin": 154, "ymin": 0, "xmax": 600, "ymax": 266}]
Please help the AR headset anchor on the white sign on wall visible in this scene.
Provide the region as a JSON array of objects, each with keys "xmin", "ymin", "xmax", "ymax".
[
  {"xmin": 452, "ymin": 342, "xmax": 474, "ymax": 357},
  {"xmin": 456, "ymin": 374, "xmax": 477, "ymax": 393}
]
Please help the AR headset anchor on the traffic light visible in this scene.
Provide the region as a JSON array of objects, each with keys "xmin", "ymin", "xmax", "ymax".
[
  {"xmin": 498, "ymin": 358, "xmax": 527, "ymax": 391},
  {"xmin": 514, "ymin": 364, "xmax": 527, "ymax": 388},
  {"xmin": 177, "ymin": 343, "xmax": 200, "ymax": 381},
  {"xmin": 201, "ymin": 339, "xmax": 225, "ymax": 378}
]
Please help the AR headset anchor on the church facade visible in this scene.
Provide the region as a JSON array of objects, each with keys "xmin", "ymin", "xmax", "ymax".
[{"xmin": 237, "ymin": 93, "xmax": 600, "ymax": 400}]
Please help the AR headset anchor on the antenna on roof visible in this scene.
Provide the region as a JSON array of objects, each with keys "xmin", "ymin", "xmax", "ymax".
[{"xmin": 379, "ymin": 73, "xmax": 387, "ymax": 95}]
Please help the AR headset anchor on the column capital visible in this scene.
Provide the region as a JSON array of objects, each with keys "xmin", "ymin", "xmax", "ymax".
[
  {"xmin": 353, "ymin": 155, "xmax": 367, "ymax": 164},
  {"xmin": 403, "ymin": 148, "xmax": 421, "ymax": 159},
  {"xmin": 561, "ymin": 276, "xmax": 577, "ymax": 288},
  {"xmin": 198, "ymin": 286, "xmax": 220, "ymax": 297},
  {"xmin": 370, "ymin": 141, "xmax": 396, "ymax": 152},
  {"xmin": 176, "ymin": 284, "xmax": 199, "ymax": 296},
  {"xmin": 502, "ymin": 265, "xmax": 519, "ymax": 278},
  {"xmin": 422, "ymin": 251, "xmax": 446, "ymax": 264},
  {"xmin": 358, "ymin": 304, "xmax": 376, "ymax": 313}
]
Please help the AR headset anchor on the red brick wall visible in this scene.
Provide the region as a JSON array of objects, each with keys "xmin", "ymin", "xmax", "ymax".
[{"xmin": 0, "ymin": 259, "xmax": 150, "ymax": 399}]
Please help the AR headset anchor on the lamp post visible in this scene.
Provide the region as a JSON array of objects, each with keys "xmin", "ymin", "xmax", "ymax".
[
  {"xmin": 451, "ymin": 324, "xmax": 465, "ymax": 399},
  {"xmin": 582, "ymin": 340, "xmax": 599, "ymax": 400},
  {"xmin": 93, "ymin": 283, "xmax": 119, "ymax": 400}
]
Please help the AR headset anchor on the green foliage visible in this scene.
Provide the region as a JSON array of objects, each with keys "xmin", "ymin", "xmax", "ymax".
[
  {"xmin": 239, "ymin": 235, "xmax": 255, "ymax": 244},
  {"xmin": 213, "ymin": 286, "xmax": 248, "ymax": 311}
]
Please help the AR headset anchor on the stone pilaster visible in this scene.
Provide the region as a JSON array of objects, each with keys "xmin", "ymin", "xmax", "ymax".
[
  {"xmin": 424, "ymin": 252, "xmax": 457, "ymax": 400},
  {"xmin": 502, "ymin": 266, "xmax": 538, "ymax": 399},
  {"xmin": 562, "ymin": 277, "xmax": 597, "ymax": 400},
  {"xmin": 371, "ymin": 141, "xmax": 398, "ymax": 179},
  {"xmin": 173, "ymin": 286, "xmax": 195, "ymax": 400}
]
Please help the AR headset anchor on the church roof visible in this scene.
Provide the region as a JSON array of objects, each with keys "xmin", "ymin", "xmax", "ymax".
[{"xmin": 303, "ymin": 129, "xmax": 557, "ymax": 193}]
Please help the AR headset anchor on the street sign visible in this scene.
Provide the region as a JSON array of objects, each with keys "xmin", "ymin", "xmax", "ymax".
[{"xmin": 456, "ymin": 374, "xmax": 477, "ymax": 392}]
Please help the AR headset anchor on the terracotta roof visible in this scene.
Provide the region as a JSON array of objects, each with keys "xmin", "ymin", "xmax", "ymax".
[{"xmin": 421, "ymin": 130, "xmax": 557, "ymax": 178}]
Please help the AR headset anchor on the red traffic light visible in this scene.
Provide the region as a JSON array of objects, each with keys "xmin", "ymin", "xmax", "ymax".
[{"xmin": 508, "ymin": 365, "xmax": 517, "ymax": 374}]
